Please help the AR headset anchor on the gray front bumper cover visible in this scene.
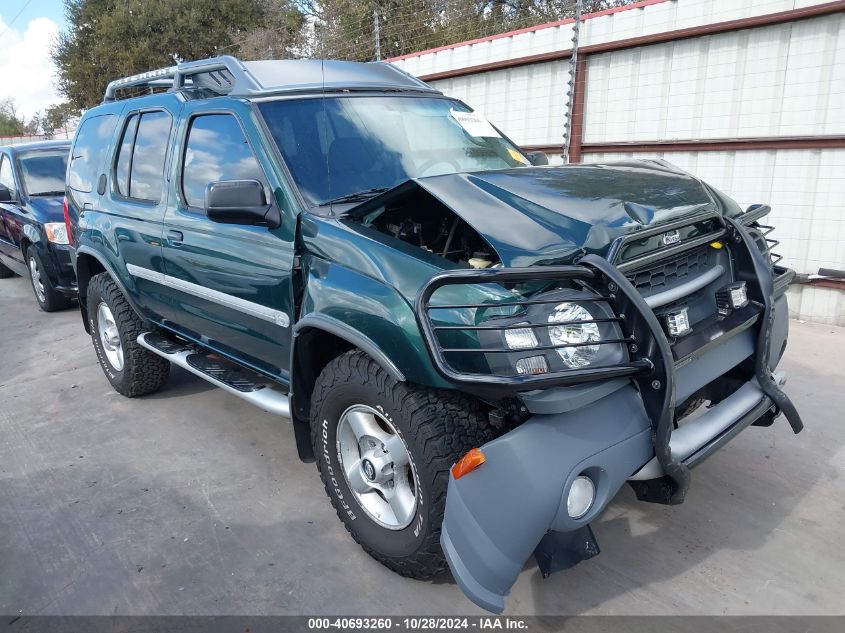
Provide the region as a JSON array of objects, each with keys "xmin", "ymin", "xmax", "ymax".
[{"xmin": 440, "ymin": 384, "xmax": 653, "ymax": 613}]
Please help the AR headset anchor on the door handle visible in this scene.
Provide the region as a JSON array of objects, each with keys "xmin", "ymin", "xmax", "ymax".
[{"xmin": 167, "ymin": 230, "xmax": 184, "ymax": 244}]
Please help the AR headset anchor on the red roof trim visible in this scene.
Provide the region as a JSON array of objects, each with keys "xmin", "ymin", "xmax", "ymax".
[{"xmin": 387, "ymin": 0, "xmax": 670, "ymax": 62}]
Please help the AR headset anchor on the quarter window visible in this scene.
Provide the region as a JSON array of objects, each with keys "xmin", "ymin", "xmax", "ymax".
[
  {"xmin": 182, "ymin": 113, "xmax": 263, "ymax": 209},
  {"xmin": 69, "ymin": 114, "xmax": 117, "ymax": 193},
  {"xmin": 114, "ymin": 110, "xmax": 172, "ymax": 202}
]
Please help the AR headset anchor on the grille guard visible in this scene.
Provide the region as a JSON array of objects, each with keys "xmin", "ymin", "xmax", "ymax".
[
  {"xmin": 415, "ymin": 214, "xmax": 803, "ymax": 505},
  {"xmin": 414, "ymin": 265, "xmax": 656, "ymax": 395}
]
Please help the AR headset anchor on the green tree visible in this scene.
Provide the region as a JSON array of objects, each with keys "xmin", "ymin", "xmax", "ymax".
[
  {"xmin": 237, "ymin": 0, "xmax": 307, "ymax": 61},
  {"xmin": 0, "ymin": 98, "xmax": 32, "ymax": 136},
  {"xmin": 298, "ymin": 0, "xmax": 444, "ymax": 61},
  {"xmin": 42, "ymin": 102, "xmax": 82, "ymax": 139},
  {"xmin": 302, "ymin": 0, "xmax": 638, "ymax": 62},
  {"xmin": 53, "ymin": 0, "xmax": 304, "ymax": 110}
]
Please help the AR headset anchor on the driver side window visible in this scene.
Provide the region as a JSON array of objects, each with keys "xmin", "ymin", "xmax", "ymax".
[{"xmin": 181, "ymin": 113, "xmax": 264, "ymax": 210}]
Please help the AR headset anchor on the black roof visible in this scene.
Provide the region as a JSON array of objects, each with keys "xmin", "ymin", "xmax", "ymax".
[{"xmin": 104, "ymin": 55, "xmax": 438, "ymax": 102}]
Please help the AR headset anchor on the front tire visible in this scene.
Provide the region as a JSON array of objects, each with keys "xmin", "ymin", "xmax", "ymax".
[
  {"xmin": 87, "ymin": 272, "xmax": 170, "ymax": 397},
  {"xmin": 311, "ymin": 350, "xmax": 496, "ymax": 579},
  {"xmin": 27, "ymin": 246, "xmax": 71, "ymax": 312}
]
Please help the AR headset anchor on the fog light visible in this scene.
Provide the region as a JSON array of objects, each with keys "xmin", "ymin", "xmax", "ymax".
[
  {"xmin": 515, "ymin": 355, "xmax": 549, "ymax": 375},
  {"xmin": 504, "ymin": 325, "xmax": 538, "ymax": 350},
  {"xmin": 567, "ymin": 475, "xmax": 595, "ymax": 519},
  {"xmin": 728, "ymin": 282, "xmax": 748, "ymax": 308},
  {"xmin": 664, "ymin": 306, "xmax": 691, "ymax": 337},
  {"xmin": 716, "ymin": 282, "xmax": 749, "ymax": 315}
]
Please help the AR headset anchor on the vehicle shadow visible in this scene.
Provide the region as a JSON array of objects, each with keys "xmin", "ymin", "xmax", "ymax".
[{"xmin": 144, "ymin": 365, "xmax": 216, "ymax": 399}]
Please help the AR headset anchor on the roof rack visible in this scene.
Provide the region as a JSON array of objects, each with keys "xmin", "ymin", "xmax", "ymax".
[
  {"xmin": 103, "ymin": 55, "xmax": 438, "ymax": 103},
  {"xmin": 103, "ymin": 56, "xmax": 258, "ymax": 102}
]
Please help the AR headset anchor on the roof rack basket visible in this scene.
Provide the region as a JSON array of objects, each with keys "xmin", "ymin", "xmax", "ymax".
[{"xmin": 103, "ymin": 55, "xmax": 260, "ymax": 102}]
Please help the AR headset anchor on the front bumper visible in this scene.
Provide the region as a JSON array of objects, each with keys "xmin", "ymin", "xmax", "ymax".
[
  {"xmin": 41, "ymin": 242, "xmax": 78, "ymax": 296},
  {"xmin": 442, "ymin": 383, "xmax": 653, "ymax": 613},
  {"xmin": 432, "ymin": 218, "xmax": 803, "ymax": 612}
]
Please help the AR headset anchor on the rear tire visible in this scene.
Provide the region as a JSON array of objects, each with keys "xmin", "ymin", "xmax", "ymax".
[
  {"xmin": 311, "ymin": 350, "xmax": 496, "ymax": 579},
  {"xmin": 87, "ymin": 272, "xmax": 170, "ymax": 397},
  {"xmin": 27, "ymin": 246, "xmax": 71, "ymax": 312}
]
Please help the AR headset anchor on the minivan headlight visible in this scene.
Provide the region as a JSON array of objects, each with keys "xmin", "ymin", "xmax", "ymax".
[{"xmin": 44, "ymin": 222, "xmax": 69, "ymax": 245}]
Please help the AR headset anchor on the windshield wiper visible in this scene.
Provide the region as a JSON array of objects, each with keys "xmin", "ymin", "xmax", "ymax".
[
  {"xmin": 29, "ymin": 191, "xmax": 65, "ymax": 197},
  {"xmin": 321, "ymin": 187, "xmax": 390, "ymax": 207}
]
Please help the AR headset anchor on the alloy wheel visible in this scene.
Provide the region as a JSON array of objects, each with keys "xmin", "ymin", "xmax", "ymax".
[
  {"xmin": 28, "ymin": 256, "xmax": 46, "ymax": 303},
  {"xmin": 336, "ymin": 404, "xmax": 418, "ymax": 530},
  {"xmin": 96, "ymin": 302, "xmax": 124, "ymax": 371}
]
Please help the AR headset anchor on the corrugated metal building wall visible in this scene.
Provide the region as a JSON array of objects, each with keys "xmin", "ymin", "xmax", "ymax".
[{"xmin": 391, "ymin": 0, "xmax": 845, "ymax": 324}]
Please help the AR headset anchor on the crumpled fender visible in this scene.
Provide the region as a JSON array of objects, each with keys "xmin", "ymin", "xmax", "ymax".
[{"xmin": 440, "ymin": 383, "xmax": 654, "ymax": 613}]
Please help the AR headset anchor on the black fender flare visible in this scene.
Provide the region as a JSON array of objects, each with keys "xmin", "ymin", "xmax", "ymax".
[
  {"xmin": 292, "ymin": 313, "xmax": 405, "ymax": 382},
  {"xmin": 75, "ymin": 246, "xmax": 150, "ymax": 334},
  {"xmin": 289, "ymin": 313, "xmax": 406, "ymax": 461}
]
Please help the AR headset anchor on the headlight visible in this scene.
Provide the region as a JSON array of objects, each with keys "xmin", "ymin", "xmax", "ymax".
[
  {"xmin": 548, "ymin": 302, "xmax": 601, "ymax": 368},
  {"xmin": 44, "ymin": 222, "xmax": 69, "ymax": 245},
  {"xmin": 479, "ymin": 291, "xmax": 627, "ymax": 378}
]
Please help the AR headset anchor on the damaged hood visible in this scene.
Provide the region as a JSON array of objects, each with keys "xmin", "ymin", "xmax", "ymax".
[{"xmin": 351, "ymin": 161, "xmax": 722, "ymax": 267}]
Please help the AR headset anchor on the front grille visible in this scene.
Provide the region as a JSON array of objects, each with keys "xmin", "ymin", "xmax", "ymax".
[{"xmin": 626, "ymin": 245, "xmax": 711, "ymax": 296}]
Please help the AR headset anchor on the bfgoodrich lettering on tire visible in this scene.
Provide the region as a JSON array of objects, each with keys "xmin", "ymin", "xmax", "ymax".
[
  {"xmin": 310, "ymin": 350, "xmax": 496, "ymax": 579},
  {"xmin": 87, "ymin": 272, "xmax": 170, "ymax": 397}
]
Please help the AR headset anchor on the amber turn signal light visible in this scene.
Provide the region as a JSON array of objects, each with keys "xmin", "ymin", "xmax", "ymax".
[{"xmin": 451, "ymin": 448, "xmax": 486, "ymax": 480}]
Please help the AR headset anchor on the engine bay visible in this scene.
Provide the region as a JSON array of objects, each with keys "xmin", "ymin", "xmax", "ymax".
[{"xmin": 362, "ymin": 201, "xmax": 500, "ymax": 269}]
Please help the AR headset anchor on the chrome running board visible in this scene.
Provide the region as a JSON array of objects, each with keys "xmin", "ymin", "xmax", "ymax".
[{"xmin": 137, "ymin": 332, "xmax": 290, "ymax": 418}]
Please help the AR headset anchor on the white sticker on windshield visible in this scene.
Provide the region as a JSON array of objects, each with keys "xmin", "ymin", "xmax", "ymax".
[{"xmin": 450, "ymin": 109, "xmax": 500, "ymax": 138}]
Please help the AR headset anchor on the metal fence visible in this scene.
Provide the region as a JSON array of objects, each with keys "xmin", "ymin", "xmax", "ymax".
[
  {"xmin": 390, "ymin": 0, "xmax": 845, "ymax": 325},
  {"xmin": 0, "ymin": 131, "xmax": 75, "ymax": 146}
]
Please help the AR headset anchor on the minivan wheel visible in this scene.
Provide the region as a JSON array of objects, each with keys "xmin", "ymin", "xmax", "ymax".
[
  {"xmin": 87, "ymin": 272, "xmax": 170, "ymax": 397},
  {"xmin": 310, "ymin": 350, "xmax": 496, "ymax": 579},
  {"xmin": 27, "ymin": 247, "xmax": 71, "ymax": 312}
]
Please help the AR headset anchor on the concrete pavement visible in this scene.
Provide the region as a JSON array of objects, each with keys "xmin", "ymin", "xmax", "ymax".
[{"xmin": 1, "ymin": 274, "xmax": 843, "ymax": 616}]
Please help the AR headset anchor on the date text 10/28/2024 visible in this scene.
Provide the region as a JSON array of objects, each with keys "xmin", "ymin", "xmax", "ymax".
[{"xmin": 307, "ymin": 618, "xmax": 529, "ymax": 630}]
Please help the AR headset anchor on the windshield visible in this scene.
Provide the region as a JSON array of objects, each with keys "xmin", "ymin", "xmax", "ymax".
[
  {"xmin": 19, "ymin": 150, "xmax": 69, "ymax": 196},
  {"xmin": 258, "ymin": 96, "xmax": 529, "ymax": 207}
]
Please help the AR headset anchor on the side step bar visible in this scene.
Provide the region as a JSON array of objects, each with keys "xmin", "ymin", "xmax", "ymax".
[
  {"xmin": 629, "ymin": 372, "xmax": 785, "ymax": 481},
  {"xmin": 137, "ymin": 332, "xmax": 290, "ymax": 418}
]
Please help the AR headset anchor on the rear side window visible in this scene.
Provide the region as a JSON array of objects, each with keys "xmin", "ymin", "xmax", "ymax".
[
  {"xmin": 182, "ymin": 113, "xmax": 263, "ymax": 209},
  {"xmin": 69, "ymin": 114, "xmax": 117, "ymax": 193},
  {"xmin": 114, "ymin": 110, "xmax": 172, "ymax": 202}
]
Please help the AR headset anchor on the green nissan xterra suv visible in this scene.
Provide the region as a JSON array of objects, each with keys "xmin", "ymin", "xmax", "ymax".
[{"xmin": 66, "ymin": 56, "xmax": 803, "ymax": 612}]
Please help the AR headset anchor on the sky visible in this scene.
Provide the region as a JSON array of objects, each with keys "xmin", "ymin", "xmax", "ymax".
[{"xmin": 0, "ymin": 0, "xmax": 69, "ymax": 121}]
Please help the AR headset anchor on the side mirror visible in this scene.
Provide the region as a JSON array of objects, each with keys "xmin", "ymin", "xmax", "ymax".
[
  {"xmin": 526, "ymin": 151, "xmax": 549, "ymax": 166},
  {"xmin": 204, "ymin": 180, "xmax": 280, "ymax": 228},
  {"xmin": 0, "ymin": 184, "xmax": 12, "ymax": 203}
]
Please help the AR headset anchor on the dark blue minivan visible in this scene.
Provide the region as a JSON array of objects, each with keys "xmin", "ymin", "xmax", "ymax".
[{"xmin": 0, "ymin": 140, "xmax": 76, "ymax": 311}]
